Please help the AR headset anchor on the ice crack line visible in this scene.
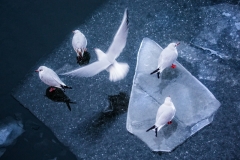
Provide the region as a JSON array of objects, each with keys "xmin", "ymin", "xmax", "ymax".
[
  {"xmin": 135, "ymin": 82, "xmax": 161, "ymax": 106},
  {"xmin": 189, "ymin": 43, "xmax": 229, "ymax": 60}
]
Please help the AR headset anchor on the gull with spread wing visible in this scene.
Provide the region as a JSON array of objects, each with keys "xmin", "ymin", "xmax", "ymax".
[{"xmin": 61, "ymin": 9, "xmax": 129, "ymax": 82}]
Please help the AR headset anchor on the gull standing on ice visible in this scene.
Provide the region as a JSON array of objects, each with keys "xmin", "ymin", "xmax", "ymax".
[
  {"xmin": 72, "ymin": 30, "xmax": 88, "ymax": 63},
  {"xmin": 35, "ymin": 66, "xmax": 72, "ymax": 92},
  {"xmin": 62, "ymin": 9, "xmax": 129, "ymax": 82},
  {"xmin": 150, "ymin": 42, "xmax": 180, "ymax": 78},
  {"xmin": 146, "ymin": 97, "xmax": 176, "ymax": 137}
]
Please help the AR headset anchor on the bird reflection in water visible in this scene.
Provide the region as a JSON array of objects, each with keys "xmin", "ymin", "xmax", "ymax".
[
  {"xmin": 45, "ymin": 87, "xmax": 76, "ymax": 111},
  {"xmin": 77, "ymin": 50, "xmax": 91, "ymax": 66}
]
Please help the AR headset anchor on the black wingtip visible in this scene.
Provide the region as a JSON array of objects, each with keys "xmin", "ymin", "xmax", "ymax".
[
  {"xmin": 150, "ymin": 68, "xmax": 159, "ymax": 75},
  {"xmin": 61, "ymin": 85, "xmax": 72, "ymax": 90},
  {"xmin": 146, "ymin": 125, "xmax": 156, "ymax": 132},
  {"xmin": 126, "ymin": 8, "xmax": 129, "ymax": 24}
]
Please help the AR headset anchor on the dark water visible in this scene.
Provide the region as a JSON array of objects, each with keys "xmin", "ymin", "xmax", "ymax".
[
  {"xmin": 0, "ymin": 1, "xmax": 107, "ymax": 159},
  {"xmin": 0, "ymin": 0, "xmax": 240, "ymax": 159}
]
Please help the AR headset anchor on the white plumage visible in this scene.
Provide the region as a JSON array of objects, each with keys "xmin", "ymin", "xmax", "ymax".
[
  {"xmin": 146, "ymin": 97, "xmax": 176, "ymax": 137},
  {"xmin": 61, "ymin": 9, "xmax": 129, "ymax": 82},
  {"xmin": 150, "ymin": 42, "xmax": 179, "ymax": 78},
  {"xmin": 72, "ymin": 30, "xmax": 87, "ymax": 58},
  {"xmin": 36, "ymin": 66, "xmax": 72, "ymax": 91}
]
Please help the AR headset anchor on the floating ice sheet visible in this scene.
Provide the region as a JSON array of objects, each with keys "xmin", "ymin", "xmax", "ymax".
[
  {"xmin": 12, "ymin": 1, "xmax": 239, "ymax": 159},
  {"xmin": 0, "ymin": 117, "xmax": 24, "ymax": 157},
  {"xmin": 0, "ymin": 117, "xmax": 24, "ymax": 147},
  {"xmin": 126, "ymin": 38, "xmax": 221, "ymax": 152},
  {"xmin": 192, "ymin": 4, "xmax": 240, "ymax": 60}
]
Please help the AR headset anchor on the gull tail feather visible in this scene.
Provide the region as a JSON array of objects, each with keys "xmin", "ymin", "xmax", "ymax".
[
  {"xmin": 108, "ymin": 62, "xmax": 129, "ymax": 82},
  {"xmin": 61, "ymin": 85, "xmax": 72, "ymax": 89},
  {"xmin": 146, "ymin": 125, "xmax": 156, "ymax": 132},
  {"xmin": 150, "ymin": 68, "xmax": 159, "ymax": 75}
]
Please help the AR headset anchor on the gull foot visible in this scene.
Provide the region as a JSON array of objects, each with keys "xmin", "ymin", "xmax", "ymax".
[
  {"xmin": 171, "ymin": 64, "xmax": 176, "ymax": 69},
  {"xmin": 49, "ymin": 87, "xmax": 56, "ymax": 92},
  {"xmin": 76, "ymin": 56, "xmax": 83, "ymax": 64},
  {"xmin": 167, "ymin": 121, "xmax": 172, "ymax": 124}
]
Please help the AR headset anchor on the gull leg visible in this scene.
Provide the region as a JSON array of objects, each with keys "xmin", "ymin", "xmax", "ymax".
[
  {"xmin": 49, "ymin": 87, "xmax": 56, "ymax": 92},
  {"xmin": 171, "ymin": 64, "xmax": 176, "ymax": 68}
]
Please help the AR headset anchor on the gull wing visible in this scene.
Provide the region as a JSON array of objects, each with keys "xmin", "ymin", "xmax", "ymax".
[
  {"xmin": 156, "ymin": 104, "xmax": 165, "ymax": 122},
  {"xmin": 61, "ymin": 59, "xmax": 111, "ymax": 77},
  {"xmin": 106, "ymin": 9, "xmax": 129, "ymax": 61},
  {"xmin": 51, "ymin": 72, "xmax": 66, "ymax": 86},
  {"xmin": 44, "ymin": 68, "xmax": 65, "ymax": 86},
  {"xmin": 72, "ymin": 32, "xmax": 87, "ymax": 50}
]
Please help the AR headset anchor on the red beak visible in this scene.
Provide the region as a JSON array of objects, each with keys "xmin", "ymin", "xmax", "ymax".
[
  {"xmin": 176, "ymin": 42, "xmax": 180, "ymax": 46},
  {"xmin": 35, "ymin": 70, "xmax": 39, "ymax": 72}
]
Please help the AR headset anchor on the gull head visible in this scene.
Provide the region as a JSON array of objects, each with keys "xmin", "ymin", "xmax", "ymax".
[
  {"xmin": 72, "ymin": 30, "xmax": 80, "ymax": 34},
  {"xmin": 168, "ymin": 42, "xmax": 180, "ymax": 49},
  {"xmin": 164, "ymin": 96, "xmax": 172, "ymax": 104},
  {"xmin": 35, "ymin": 66, "xmax": 46, "ymax": 72}
]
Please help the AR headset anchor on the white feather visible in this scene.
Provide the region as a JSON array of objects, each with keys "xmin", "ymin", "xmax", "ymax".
[
  {"xmin": 146, "ymin": 97, "xmax": 176, "ymax": 135},
  {"xmin": 158, "ymin": 43, "xmax": 178, "ymax": 73},
  {"xmin": 154, "ymin": 97, "xmax": 176, "ymax": 131},
  {"xmin": 150, "ymin": 43, "xmax": 179, "ymax": 78},
  {"xmin": 108, "ymin": 62, "xmax": 129, "ymax": 82},
  {"xmin": 36, "ymin": 66, "xmax": 66, "ymax": 88},
  {"xmin": 72, "ymin": 30, "xmax": 87, "ymax": 57},
  {"xmin": 62, "ymin": 9, "xmax": 129, "ymax": 82}
]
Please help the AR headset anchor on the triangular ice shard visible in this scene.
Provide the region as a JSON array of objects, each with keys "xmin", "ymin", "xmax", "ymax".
[{"xmin": 126, "ymin": 38, "xmax": 220, "ymax": 152}]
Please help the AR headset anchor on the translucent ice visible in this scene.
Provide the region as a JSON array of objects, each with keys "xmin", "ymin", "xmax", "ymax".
[
  {"xmin": 235, "ymin": 22, "xmax": 240, "ymax": 30},
  {"xmin": 0, "ymin": 117, "xmax": 24, "ymax": 157},
  {"xmin": 126, "ymin": 38, "xmax": 220, "ymax": 152},
  {"xmin": 192, "ymin": 4, "xmax": 240, "ymax": 60},
  {"xmin": 0, "ymin": 117, "xmax": 24, "ymax": 147}
]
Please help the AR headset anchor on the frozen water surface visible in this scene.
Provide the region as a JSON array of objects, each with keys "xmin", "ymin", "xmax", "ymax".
[
  {"xmin": 0, "ymin": 117, "xmax": 24, "ymax": 157},
  {"xmin": 13, "ymin": 1, "xmax": 240, "ymax": 159},
  {"xmin": 192, "ymin": 4, "xmax": 240, "ymax": 59},
  {"xmin": 126, "ymin": 38, "xmax": 220, "ymax": 152}
]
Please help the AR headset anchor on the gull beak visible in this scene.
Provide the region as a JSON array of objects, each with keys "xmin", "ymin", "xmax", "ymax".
[
  {"xmin": 72, "ymin": 31, "xmax": 75, "ymax": 33},
  {"xmin": 176, "ymin": 42, "xmax": 180, "ymax": 46},
  {"xmin": 35, "ymin": 70, "xmax": 39, "ymax": 72}
]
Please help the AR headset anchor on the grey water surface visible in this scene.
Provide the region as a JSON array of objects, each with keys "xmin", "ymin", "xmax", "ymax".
[{"xmin": 1, "ymin": 0, "xmax": 240, "ymax": 159}]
